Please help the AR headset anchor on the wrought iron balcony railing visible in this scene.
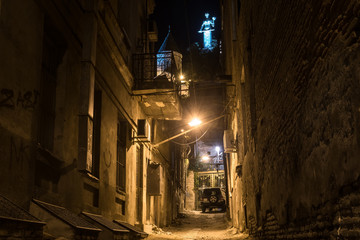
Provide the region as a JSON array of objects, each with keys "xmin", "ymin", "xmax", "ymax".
[{"xmin": 132, "ymin": 51, "xmax": 182, "ymax": 92}]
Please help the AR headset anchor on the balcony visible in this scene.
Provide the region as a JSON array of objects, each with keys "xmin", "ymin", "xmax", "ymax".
[{"xmin": 132, "ymin": 51, "xmax": 184, "ymax": 120}]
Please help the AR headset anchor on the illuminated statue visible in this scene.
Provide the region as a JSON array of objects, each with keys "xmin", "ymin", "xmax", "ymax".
[{"xmin": 198, "ymin": 13, "xmax": 216, "ymax": 49}]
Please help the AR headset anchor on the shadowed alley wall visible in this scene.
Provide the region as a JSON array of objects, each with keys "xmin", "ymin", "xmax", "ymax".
[{"xmin": 222, "ymin": 0, "xmax": 360, "ymax": 238}]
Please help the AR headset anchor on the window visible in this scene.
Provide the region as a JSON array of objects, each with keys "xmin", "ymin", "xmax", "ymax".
[
  {"xmin": 92, "ymin": 89, "xmax": 102, "ymax": 178},
  {"xmin": 35, "ymin": 18, "xmax": 66, "ymax": 197},
  {"xmin": 116, "ymin": 116, "xmax": 127, "ymax": 191},
  {"xmin": 116, "ymin": 197, "xmax": 126, "ymax": 215},
  {"xmin": 38, "ymin": 18, "xmax": 66, "ymax": 151},
  {"xmin": 136, "ymin": 145, "xmax": 144, "ymax": 222}
]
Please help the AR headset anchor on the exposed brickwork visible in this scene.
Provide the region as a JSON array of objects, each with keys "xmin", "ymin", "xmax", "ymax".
[
  {"xmin": 246, "ymin": 189, "xmax": 360, "ymax": 239},
  {"xmin": 222, "ymin": 0, "xmax": 360, "ymax": 238}
]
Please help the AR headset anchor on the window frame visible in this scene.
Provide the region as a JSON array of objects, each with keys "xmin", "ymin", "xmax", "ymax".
[{"xmin": 116, "ymin": 115, "xmax": 127, "ymax": 192}]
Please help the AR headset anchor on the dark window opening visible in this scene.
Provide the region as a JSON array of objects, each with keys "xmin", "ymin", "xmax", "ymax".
[
  {"xmin": 116, "ymin": 115, "xmax": 127, "ymax": 192},
  {"xmin": 38, "ymin": 18, "xmax": 66, "ymax": 151},
  {"xmin": 35, "ymin": 161, "xmax": 60, "ymax": 195},
  {"xmin": 84, "ymin": 183, "xmax": 99, "ymax": 208},
  {"xmin": 136, "ymin": 145, "xmax": 144, "ymax": 223},
  {"xmin": 115, "ymin": 197, "xmax": 126, "ymax": 215},
  {"xmin": 92, "ymin": 89, "xmax": 102, "ymax": 178}
]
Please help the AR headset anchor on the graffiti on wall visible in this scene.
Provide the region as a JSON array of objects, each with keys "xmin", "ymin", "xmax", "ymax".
[
  {"xmin": 9, "ymin": 136, "xmax": 30, "ymax": 169},
  {"xmin": 0, "ymin": 89, "xmax": 39, "ymax": 109}
]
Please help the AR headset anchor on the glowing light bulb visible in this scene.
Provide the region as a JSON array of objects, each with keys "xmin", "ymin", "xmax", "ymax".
[
  {"xmin": 202, "ymin": 156, "xmax": 209, "ymax": 162},
  {"xmin": 215, "ymin": 146, "xmax": 220, "ymax": 153},
  {"xmin": 188, "ymin": 118, "xmax": 202, "ymax": 127}
]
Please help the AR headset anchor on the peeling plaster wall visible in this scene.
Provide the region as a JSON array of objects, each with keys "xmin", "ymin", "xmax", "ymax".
[
  {"xmin": 223, "ymin": 0, "xmax": 360, "ymax": 238},
  {"xmin": 147, "ymin": 120, "xmax": 179, "ymax": 228},
  {"xmin": 0, "ymin": 0, "xmax": 177, "ymax": 232},
  {"xmin": 185, "ymin": 170, "xmax": 195, "ymax": 210},
  {"xmin": 0, "ymin": 0, "xmax": 43, "ymax": 206}
]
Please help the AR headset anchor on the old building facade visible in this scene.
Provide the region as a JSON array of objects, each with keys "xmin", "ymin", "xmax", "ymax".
[
  {"xmin": 0, "ymin": 0, "xmax": 185, "ymax": 238},
  {"xmin": 221, "ymin": 0, "xmax": 360, "ymax": 238}
]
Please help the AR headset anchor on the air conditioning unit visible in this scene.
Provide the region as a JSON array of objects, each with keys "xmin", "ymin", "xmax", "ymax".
[
  {"xmin": 137, "ymin": 119, "xmax": 151, "ymax": 142},
  {"xmin": 223, "ymin": 130, "xmax": 237, "ymax": 153}
]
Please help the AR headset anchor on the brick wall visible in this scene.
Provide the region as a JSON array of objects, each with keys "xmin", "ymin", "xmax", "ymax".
[
  {"xmin": 224, "ymin": 0, "xmax": 360, "ymax": 238},
  {"xmin": 248, "ymin": 187, "xmax": 360, "ymax": 239}
]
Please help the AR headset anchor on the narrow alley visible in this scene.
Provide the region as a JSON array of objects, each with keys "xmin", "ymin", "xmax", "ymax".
[
  {"xmin": 1, "ymin": 0, "xmax": 360, "ymax": 240},
  {"xmin": 148, "ymin": 211, "xmax": 247, "ymax": 240}
]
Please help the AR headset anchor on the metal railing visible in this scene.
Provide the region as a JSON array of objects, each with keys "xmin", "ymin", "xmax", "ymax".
[{"xmin": 132, "ymin": 52, "xmax": 181, "ymax": 91}]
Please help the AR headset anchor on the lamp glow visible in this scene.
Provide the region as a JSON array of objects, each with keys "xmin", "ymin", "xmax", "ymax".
[
  {"xmin": 201, "ymin": 156, "xmax": 209, "ymax": 162},
  {"xmin": 215, "ymin": 146, "xmax": 220, "ymax": 153},
  {"xmin": 179, "ymin": 74, "xmax": 185, "ymax": 80},
  {"xmin": 188, "ymin": 118, "xmax": 202, "ymax": 127}
]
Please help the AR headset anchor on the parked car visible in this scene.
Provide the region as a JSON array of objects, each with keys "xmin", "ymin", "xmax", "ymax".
[{"xmin": 200, "ymin": 187, "xmax": 226, "ymax": 212}]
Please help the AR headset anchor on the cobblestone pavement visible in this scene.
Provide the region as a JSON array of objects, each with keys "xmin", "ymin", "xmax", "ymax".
[{"xmin": 147, "ymin": 210, "xmax": 249, "ymax": 240}]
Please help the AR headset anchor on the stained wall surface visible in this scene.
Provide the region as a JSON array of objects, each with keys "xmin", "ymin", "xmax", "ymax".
[
  {"xmin": 222, "ymin": 0, "xmax": 360, "ymax": 238},
  {"xmin": 0, "ymin": 0, "xmax": 181, "ymax": 237}
]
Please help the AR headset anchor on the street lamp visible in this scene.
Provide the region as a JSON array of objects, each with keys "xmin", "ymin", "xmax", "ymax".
[
  {"xmin": 152, "ymin": 115, "xmax": 224, "ymax": 147},
  {"xmin": 215, "ymin": 146, "xmax": 220, "ymax": 153},
  {"xmin": 201, "ymin": 155, "xmax": 210, "ymax": 162},
  {"xmin": 188, "ymin": 118, "xmax": 202, "ymax": 127},
  {"xmin": 215, "ymin": 146, "xmax": 221, "ymax": 165}
]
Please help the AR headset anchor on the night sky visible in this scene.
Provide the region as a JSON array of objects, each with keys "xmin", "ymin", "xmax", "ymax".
[{"xmin": 153, "ymin": 0, "xmax": 220, "ymax": 53}]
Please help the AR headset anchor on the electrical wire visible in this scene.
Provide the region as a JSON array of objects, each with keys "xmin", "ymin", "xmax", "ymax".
[
  {"xmin": 132, "ymin": 82, "xmax": 227, "ymax": 96},
  {"xmin": 170, "ymin": 124, "xmax": 211, "ymax": 145},
  {"xmin": 166, "ymin": 97, "xmax": 232, "ymax": 147}
]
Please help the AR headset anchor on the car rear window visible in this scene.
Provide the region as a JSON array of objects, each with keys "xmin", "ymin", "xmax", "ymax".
[{"xmin": 203, "ymin": 188, "xmax": 221, "ymax": 196}]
